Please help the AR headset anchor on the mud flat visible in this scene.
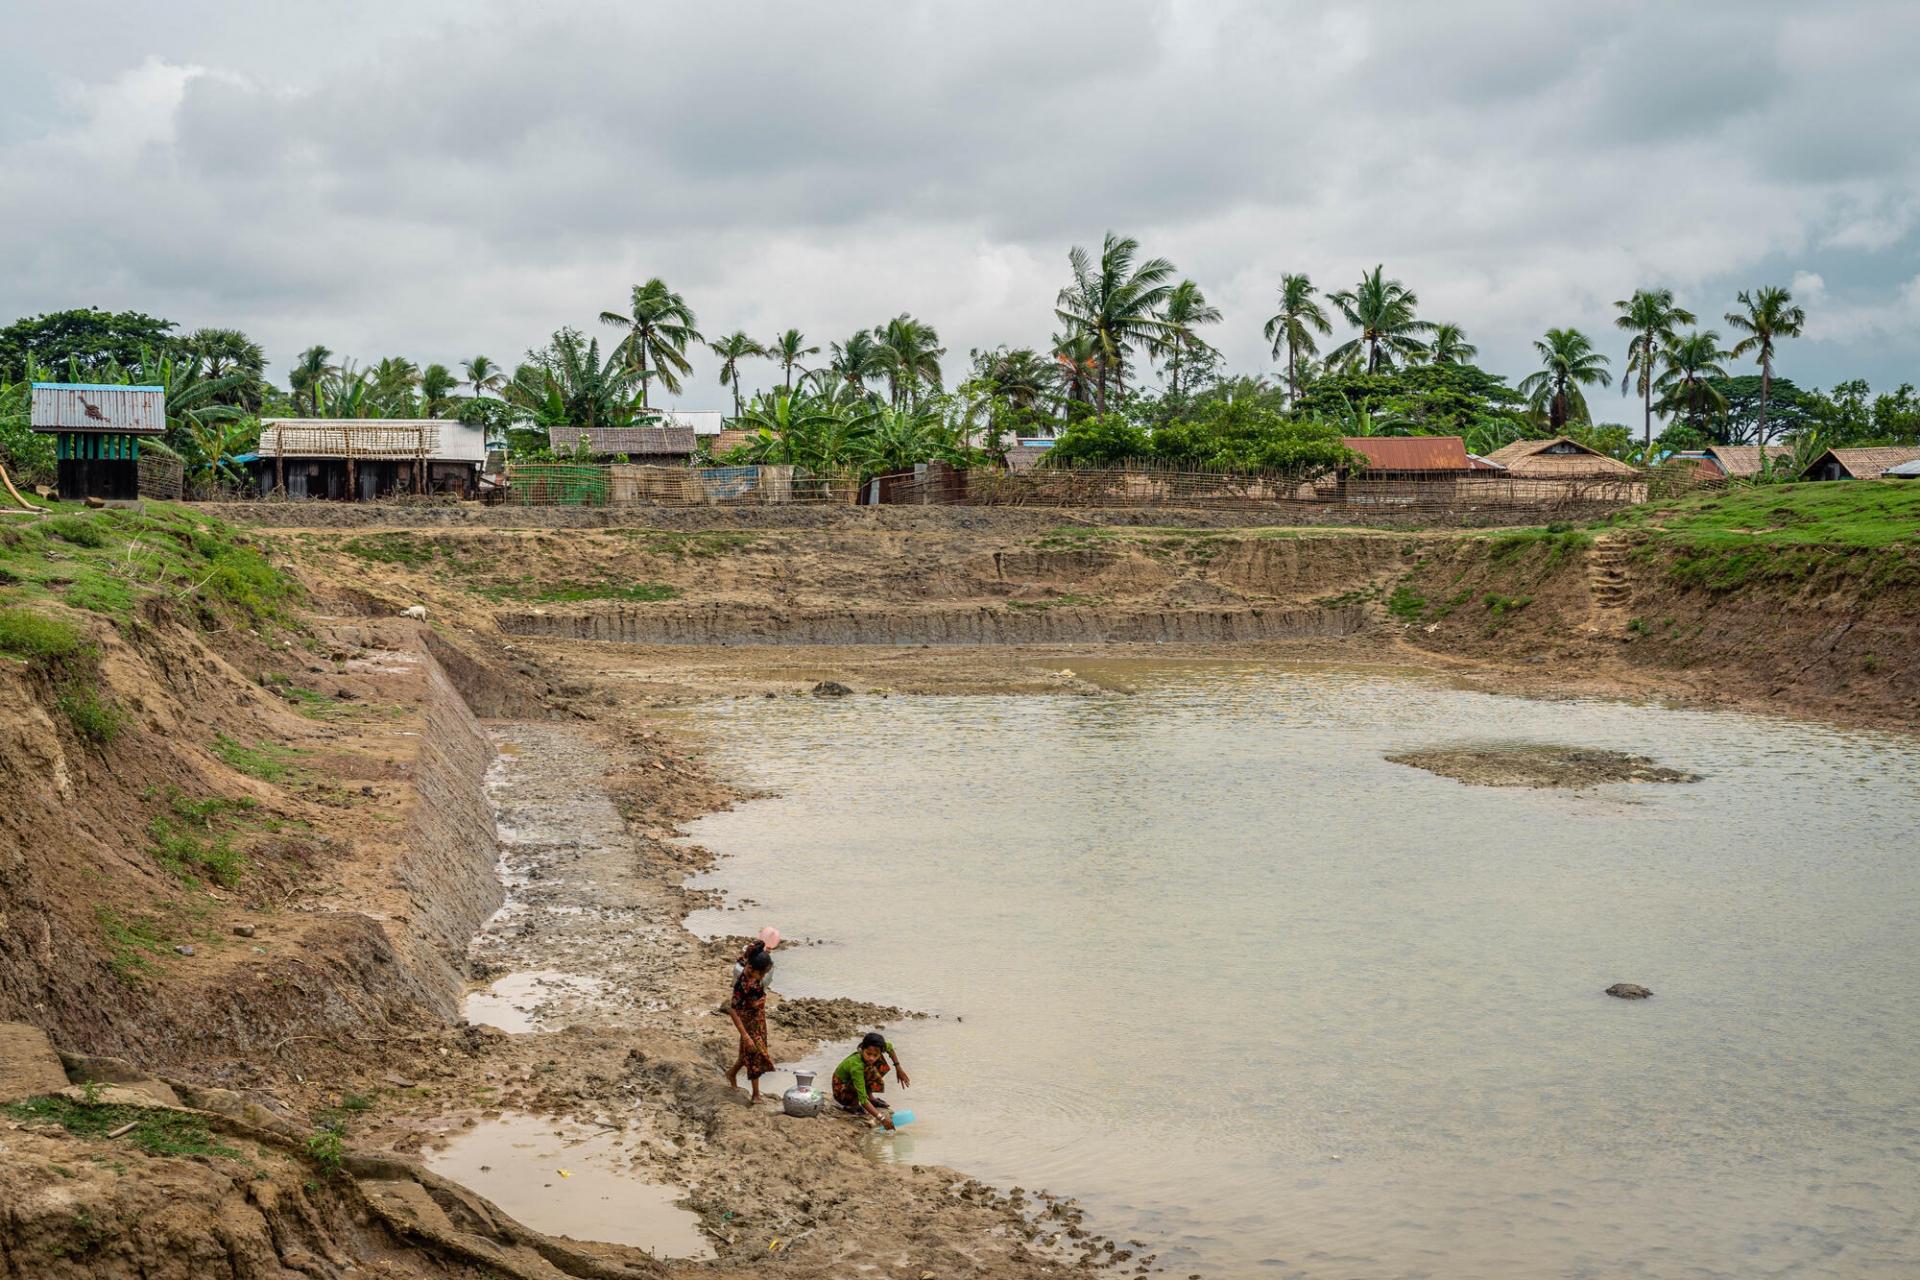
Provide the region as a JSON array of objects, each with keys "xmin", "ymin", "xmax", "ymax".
[{"xmin": 1386, "ymin": 742, "xmax": 1702, "ymax": 788}]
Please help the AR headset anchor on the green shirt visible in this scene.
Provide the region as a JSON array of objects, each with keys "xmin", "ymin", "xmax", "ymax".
[{"xmin": 832, "ymin": 1042, "xmax": 894, "ymax": 1105}]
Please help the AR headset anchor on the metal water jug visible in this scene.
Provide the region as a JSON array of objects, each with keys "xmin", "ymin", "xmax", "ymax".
[{"xmin": 782, "ymin": 1070, "xmax": 823, "ymax": 1118}]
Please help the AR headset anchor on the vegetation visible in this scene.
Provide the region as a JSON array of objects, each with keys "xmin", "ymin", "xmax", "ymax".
[
  {"xmin": 474, "ymin": 580, "xmax": 678, "ymax": 604},
  {"xmin": 5, "ymin": 249, "xmax": 1907, "ymax": 490},
  {"xmin": 211, "ymin": 734, "xmax": 302, "ymax": 783},
  {"xmin": 3, "ymin": 1095, "xmax": 239, "ymax": 1160},
  {"xmin": 1604, "ymin": 479, "xmax": 1920, "ymax": 549}
]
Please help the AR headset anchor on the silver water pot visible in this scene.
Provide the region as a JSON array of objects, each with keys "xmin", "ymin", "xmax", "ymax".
[{"xmin": 782, "ymin": 1069, "xmax": 824, "ymax": 1117}]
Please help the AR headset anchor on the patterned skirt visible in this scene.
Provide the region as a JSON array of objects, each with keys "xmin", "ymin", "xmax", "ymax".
[
  {"xmin": 832, "ymin": 1058, "xmax": 890, "ymax": 1110},
  {"xmin": 737, "ymin": 1003, "xmax": 773, "ymax": 1080}
]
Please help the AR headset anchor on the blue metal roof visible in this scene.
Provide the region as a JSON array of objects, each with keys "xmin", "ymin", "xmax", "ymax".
[{"xmin": 32, "ymin": 382, "xmax": 165, "ymax": 393}]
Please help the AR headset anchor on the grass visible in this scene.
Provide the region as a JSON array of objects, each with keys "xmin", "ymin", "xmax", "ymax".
[
  {"xmin": 4, "ymin": 1096, "xmax": 239, "ymax": 1160},
  {"xmin": 0, "ymin": 608, "xmax": 88, "ymax": 664},
  {"xmin": 0, "ymin": 505, "xmax": 300, "ymax": 627},
  {"xmin": 1387, "ymin": 584, "xmax": 1427, "ymax": 621},
  {"xmin": 95, "ymin": 907, "xmax": 173, "ymax": 983},
  {"xmin": 211, "ymin": 734, "xmax": 302, "ymax": 783},
  {"xmin": 342, "ymin": 533, "xmax": 437, "ymax": 567},
  {"xmin": 617, "ymin": 530, "xmax": 758, "ymax": 557},
  {"xmin": 261, "ymin": 675, "xmax": 341, "ymax": 718},
  {"xmin": 1482, "ymin": 527, "xmax": 1593, "ymax": 570},
  {"xmin": 473, "ymin": 580, "xmax": 679, "ymax": 604},
  {"xmin": 1483, "ymin": 592, "xmax": 1533, "ymax": 619},
  {"xmin": 148, "ymin": 814, "xmax": 246, "ymax": 887},
  {"xmin": 1604, "ymin": 480, "xmax": 1920, "ymax": 549},
  {"xmin": 1006, "ymin": 593, "xmax": 1103, "ymax": 611},
  {"xmin": 56, "ymin": 687, "xmax": 127, "ymax": 743}
]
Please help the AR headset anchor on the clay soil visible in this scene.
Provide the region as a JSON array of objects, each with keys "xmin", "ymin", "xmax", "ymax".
[{"xmin": 1385, "ymin": 744, "xmax": 1702, "ymax": 789}]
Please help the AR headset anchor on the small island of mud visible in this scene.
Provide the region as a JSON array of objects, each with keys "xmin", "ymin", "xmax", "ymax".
[{"xmin": 1388, "ymin": 743, "xmax": 1701, "ymax": 789}]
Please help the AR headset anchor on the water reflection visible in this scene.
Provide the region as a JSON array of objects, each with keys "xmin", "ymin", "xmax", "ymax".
[{"xmin": 683, "ymin": 661, "xmax": 1920, "ymax": 1278}]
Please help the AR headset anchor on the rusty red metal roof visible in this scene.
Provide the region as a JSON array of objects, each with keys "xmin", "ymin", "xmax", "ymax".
[{"xmin": 1341, "ymin": 436, "xmax": 1473, "ymax": 472}]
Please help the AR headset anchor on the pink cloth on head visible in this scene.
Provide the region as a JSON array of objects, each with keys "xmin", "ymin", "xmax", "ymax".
[{"xmin": 759, "ymin": 927, "xmax": 781, "ymax": 950}]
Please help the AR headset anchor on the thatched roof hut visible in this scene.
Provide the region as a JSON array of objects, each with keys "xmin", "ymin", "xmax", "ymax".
[
  {"xmin": 1482, "ymin": 436, "xmax": 1639, "ymax": 478},
  {"xmin": 1799, "ymin": 446, "xmax": 1920, "ymax": 481}
]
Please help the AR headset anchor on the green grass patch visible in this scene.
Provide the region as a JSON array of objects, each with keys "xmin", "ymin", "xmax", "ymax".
[
  {"xmin": 211, "ymin": 734, "xmax": 302, "ymax": 783},
  {"xmin": 42, "ymin": 514, "xmax": 109, "ymax": 549},
  {"xmin": 618, "ymin": 530, "xmax": 759, "ymax": 558},
  {"xmin": 1605, "ymin": 480, "xmax": 1920, "ymax": 549},
  {"xmin": 0, "ymin": 608, "xmax": 88, "ymax": 664},
  {"xmin": 1482, "ymin": 527, "xmax": 1594, "ymax": 569},
  {"xmin": 148, "ymin": 814, "xmax": 246, "ymax": 887},
  {"xmin": 57, "ymin": 687, "xmax": 127, "ymax": 743},
  {"xmin": 95, "ymin": 907, "xmax": 172, "ymax": 983},
  {"xmin": 3, "ymin": 1096, "xmax": 239, "ymax": 1160},
  {"xmin": 1387, "ymin": 584, "xmax": 1427, "ymax": 621},
  {"xmin": 342, "ymin": 533, "xmax": 437, "ymax": 567},
  {"xmin": 1483, "ymin": 592, "xmax": 1533, "ymax": 619},
  {"xmin": 473, "ymin": 580, "xmax": 679, "ymax": 604}
]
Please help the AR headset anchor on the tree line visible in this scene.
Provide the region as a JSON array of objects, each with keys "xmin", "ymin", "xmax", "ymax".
[{"xmin": 4, "ymin": 240, "xmax": 1916, "ymax": 488}]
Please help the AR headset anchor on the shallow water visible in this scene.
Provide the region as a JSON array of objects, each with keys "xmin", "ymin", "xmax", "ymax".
[
  {"xmin": 683, "ymin": 661, "xmax": 1920, "ymax": 1279},
  {"xmin": 462, "ymin": 970, "xmax": 608, "ymax": 1033},
  {"xmin": 427, "ymin": 1113, "xmax": 712, "ymax": 1259}
]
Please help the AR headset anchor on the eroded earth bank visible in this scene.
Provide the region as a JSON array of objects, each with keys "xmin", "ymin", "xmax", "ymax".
[{"xmin": 1, "ymin": 500, "xmax": 1915, "ymax": 1278}]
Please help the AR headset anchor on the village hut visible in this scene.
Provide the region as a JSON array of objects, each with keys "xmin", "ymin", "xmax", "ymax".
[
  {"xmin": 546, "ymin": 425, "xmax": 697, "ymax": 463},
  {"xmin": 254, "ymin": 420, "xmax": 487, "ymax": 499},
  {"xmin": 1698, "ymin": 444, "xmax": 1794, "ymax": 479},
  {"xmin": 1885, "ymin": 458, "xmax": 1920, "ymax": 479},
  {"xmin": 1798, "ymin": 446, "xmax": 1920, "ymax": 481},
  {"xmin": 1481, "ymin": 436, "xmax": 1639, "ymax": 478},
  {"xmin": 1340, "ymin": 436, "xmax": 1477, "ymax": 475},
  {"xmin": 31, "ymin": 383, "xmax": 165, "ymax": 501}
]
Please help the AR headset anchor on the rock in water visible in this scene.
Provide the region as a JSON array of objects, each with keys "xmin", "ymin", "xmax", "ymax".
[
  {"xmin": 1605, "ymin": 983, "xmax": 1653, "ymax": 999},
  {"xmin": 811, "ymin": 681, "xmax": 854, "ymax": 698}
]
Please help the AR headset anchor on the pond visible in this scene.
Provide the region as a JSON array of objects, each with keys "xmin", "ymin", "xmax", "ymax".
[{"xmin": 683, "ymin": 661, "xmax": 1920, "ymax": 1278}]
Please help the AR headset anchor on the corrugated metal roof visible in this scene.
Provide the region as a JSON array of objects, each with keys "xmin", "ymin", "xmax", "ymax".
[
  {"xmin": 259, "ymin": 420, "xmax": 487, "ymax": 464},
  {"xmin": 1341, "ymin": 436, "xmax": 1472, "ymax": 472},
  {"xmin": 655, "ymin": 409, "xmax": 726, "ymax": 436},
  {"xmin": 30, "ymin": 383, "xmax": 166, "ymax": 434},
  {"xmin": 1885, "ymin": 458, "xmax": 1920, "ymax": 477},
  {"xmin": 548, "ymin": 425, "xmax": 697, "ymax": 456}
]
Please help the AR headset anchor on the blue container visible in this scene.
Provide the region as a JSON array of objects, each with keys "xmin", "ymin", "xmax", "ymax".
[{"xmin": 887, "ymin": 1109, "xmax": 915, "ymax": 1129}]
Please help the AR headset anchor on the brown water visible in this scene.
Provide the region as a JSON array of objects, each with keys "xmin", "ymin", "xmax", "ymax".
[
  {"xmin": 427, "ymin": 1113, "xmax": 712, "ymax": 1259},
  {"xmin": 683, "ymin": 661, "xmax": 1920, "ymax": 1279}
]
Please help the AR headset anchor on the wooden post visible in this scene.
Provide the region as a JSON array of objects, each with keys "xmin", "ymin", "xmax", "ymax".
[{"xmin": 274, "ymin": 426, "xmax": 284, "ymax": 495}]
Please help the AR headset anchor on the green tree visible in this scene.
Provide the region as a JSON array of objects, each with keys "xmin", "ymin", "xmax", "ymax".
[
  {"xmin": 1708, "ymin": 375, "xmax": 1817, "ymax": 446},
  {"xmin": 1871, "ymin": 382, "xmax": 1920, "ymax": 444},
  {"xmin": 1426, "ymin": 323, "xmax": 1478, "ymax": 366},
  {"xmin": 462, "ymin": 355, "xmax": 507, "ymax": 396},
  {"xmin": 872, "ymin": 314, "xmax": 945, "ymax": 407},
  {"xmin": 1051, "ymin": 331, "xmax": 1100, "ymax": 422},
  {"xmin": 768, "ymin": 329, "xmax": 819, "ymax": 391},
  {"xmin": 1516, "ymin": 328, "xmax": 1611, "ymax": 433},
  {"xmin": 290, "ymin": 345, "xmax": 337, "ymax": 417},
  {"xmin": 1152, "ymin": 279, "xmax": 1222, "ymax": 397},
  {"xmin": 1054, "ymin": 231, "xmax": 1175, "ymax": 413},
  {"xmin": 1724, "ymin": 285, "xmax": 1807, "ymax": 469},
  {"xmin": 368, "ymin": 357, "xmax": 421, "ymax": 415},
  {"xmin": 708, "ymin": 332, "xmax": 768, "ymax": 416},
  {"xmin": 825, "ymin": 330, "xmax": 885, "ymax": 395},
  {"xmin": 1296, "ymin": 362, "xmax": 1531, "ymax": 442},
  {"xmin": 599, "ymin": 279, "xmax": 702, "ymax": 406},
  {"xmin": 732, "ymin": 388, "xmax": 871, "ymax": 472},
  {"xmin": 183, "ymin": 328, "xmax": 267, "ymax": 412},
  {"xmin": 0, "ymin": 308, "xmax": 180, "ymax": 381},
  {"xmin": 1613, "ymin": 287, "xmax": 1696, "ymax": 450},
  {"xmin": 1042, "ymin": 412, "xmax": 1151, "ymax": 467},
  {"xmin": 1263, "ymin": 273, "xmax": 1332, "ymax": 408},
  {"xmin": 420, "ymin": 363, "xmax": 458, "ymax": 418},
  {"xmin": 1326, "ymin": 266, "xmax": 1434, "ymax": 373},
  {"xmin": 1654, "ymin": 331, "xmax": 1731, "ymax": 432},
  {"xmin": 509, "ymin": 328, "xmax": 644, "ymax": 429}
]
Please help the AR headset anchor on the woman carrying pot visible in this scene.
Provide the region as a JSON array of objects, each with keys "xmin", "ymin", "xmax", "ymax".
[
  {"xmin": 726, "ymin": 939, "xmax": 776, "ymax": 1100},
  {"xmin": 832, "ymin": 1031, "xmax": 910, "ymax": 1126}
]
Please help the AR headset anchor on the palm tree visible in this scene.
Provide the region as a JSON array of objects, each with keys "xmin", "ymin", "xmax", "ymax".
[
  {"xmin": 1724, "ymin": 285, "xmax": 1807, "ymax": 468},
  {"xmin": 1427, "ymin": 323, "xmax": 1478, "ymax": 365},
  {"xmin": 369, "ymin": 356, "xmax": 421, "ymax": 415},
  {"xmin": 420, "ymin": 363, "xmax": 458, "ymax": 418},
  {"xmin": 708, "ymin": 332, "xmax": 768, "ymax": 417},
  {"xmin": 599, "ymin": 279, "xmax": 702, "ymax": 407},
  {"xmin": 826, "ymin": 331, "xmax": 885, "ymax": 395},
  {"xmin": 184, "ymin": 328, "xmax": 266, "ymax": 411},
  {"xmin": 1054, "ymin": 231, "xmax": 1176, "ymax": 413},
  {"xmin": 461, "ymin": 355, "xmax": 507, "ymax": 396},
  {"xmin": 1614, "ymin": 288, "xmax": 1696, "ymax": 450},
  {"xmin": 1517, "ymin": 328, "xmax": 1612, "ymax": 432},
  {"xmin": 872, "ymin": 314, "xmax": 945, "ymax": 407},
  {"xmin": 1326, "ymin": 266, "xmax": 1435, "ymax": 372},
  {"xmin": 767, "ymin": 329, "xmax": 820, "ymax": 391},
  {"xmin": 1263, "ymin": 273, "xmax": 1332, "ymax": 406},
  {"xmin": 1051, "ymin": 331, "xmax": 1100, "ymax": 422},
  {"xmin": 1654, "ymin": 331, "xmax": 1731, "ymax": 433},
  {"xmin": 290, "ymin": 345, "xmax": 337, "ymax": 417},
  {"xmin": 508, "ymin": 328, "xmax": 644, "ymax": 429},
  {"xmin": 1152, "ymin": 279, "xmax": 1222, "ymax": 397},
  {"xmin": 735, "ymin": 388, "xmax": 872, "ymax": 473}
]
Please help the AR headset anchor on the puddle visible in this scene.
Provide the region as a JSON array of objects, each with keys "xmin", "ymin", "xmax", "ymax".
[
  {"xmin": 427, "ymin": 1113, "xmax": 712, "ymax": 1258},
  {"xmin": 463, "ymin": 971, "xmax": 608, "ymax": 1033}
]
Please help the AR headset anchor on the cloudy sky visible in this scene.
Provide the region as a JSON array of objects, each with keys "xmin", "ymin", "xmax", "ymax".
[{"xmin": 3, "ymin": 0, "xmax": 1917, "ymax": 410}]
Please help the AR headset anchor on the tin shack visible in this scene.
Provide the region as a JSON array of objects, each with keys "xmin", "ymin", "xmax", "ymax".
[
  {"xmin": 31, "ymin": 383, "xmax": 166, "ymax": 501},
  {"xmin": 255, "ymin": 420, "xmax": 488, "ymax": 499}
]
